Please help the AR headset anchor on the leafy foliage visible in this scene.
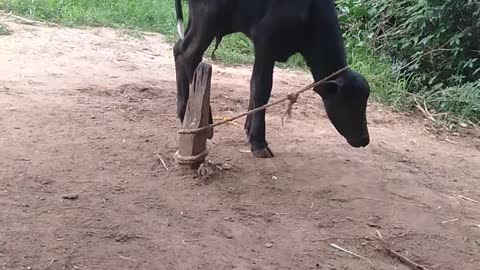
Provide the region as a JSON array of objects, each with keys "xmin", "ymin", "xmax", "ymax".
[
  {"xmin": 337, "ymin": 0, "xmax": 480, "ymax": 122},
  {"xmin": 337, "ymin": 0, "xmax": 480, "ymax": 88}
]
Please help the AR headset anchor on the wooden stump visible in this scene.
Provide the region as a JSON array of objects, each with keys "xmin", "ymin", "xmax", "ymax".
[{"xmin": 176, "ymin": 62, "xmax": 213, "ymax": 168}]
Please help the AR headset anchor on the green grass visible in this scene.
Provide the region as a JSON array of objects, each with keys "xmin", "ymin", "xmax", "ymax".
[
  {"xmin": 4, "ymin": 0, "xmax": 478, "ymax": 124},
  {"xmin": 1, "ymin": 0, "xmax": 179, "ymax": 36},
  {"xmin": 345, "ymin": 43, "xmax": 411, "ymax": 110},
  {"xmin": 418, "ymin": 81, "xmax": 480, "ymax": 123}
]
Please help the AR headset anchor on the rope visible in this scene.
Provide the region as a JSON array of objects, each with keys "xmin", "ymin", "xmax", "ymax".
[
  {"xmin": 282, "ymin": 92, "xmax": 300, "ymax": 125},
  {"xmin": 178, "ymin": 66, "xmax": 349, "ymax": 135},
  {"xmin": 174, "ymin": 149, "xmax": 209, "ymax": 164}
]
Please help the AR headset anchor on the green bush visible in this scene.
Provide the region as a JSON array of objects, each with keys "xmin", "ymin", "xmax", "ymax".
[
  {"xmin": 338, "ymin": 0, "xmax": 480, "ymax": 88},
  {"xmin": 337, "ymin": 0, "xmax": 480, "ymax": 122}
]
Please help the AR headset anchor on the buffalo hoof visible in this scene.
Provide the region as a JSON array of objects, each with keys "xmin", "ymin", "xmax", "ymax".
[{"xmin": 252, "ymin": 146, "xmax": 274, "ymax": 158}]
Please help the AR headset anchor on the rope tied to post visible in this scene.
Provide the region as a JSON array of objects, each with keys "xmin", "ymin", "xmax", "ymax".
[
  {"xmin": 177, "ymin": 65, "xmax": 349, "ymax": 135},
  {"xmin": 174, "ymin": 149, "xmax": 209, "ymax": 164}
]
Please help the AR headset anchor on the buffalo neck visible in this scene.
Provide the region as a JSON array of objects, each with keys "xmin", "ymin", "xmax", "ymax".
[{"xmin": 303, "ymin": 0, "xmax": 348, "ymax": 81}]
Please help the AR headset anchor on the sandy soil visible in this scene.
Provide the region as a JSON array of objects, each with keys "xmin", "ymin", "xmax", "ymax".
[{"xmin": 1, "ymin": 15, "xmax": 480, "ymax": 270}]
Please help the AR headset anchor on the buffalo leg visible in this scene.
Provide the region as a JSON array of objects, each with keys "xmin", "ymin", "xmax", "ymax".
[
  {"xmin": 244, "ymin": 79, "xmax": 254, "ymax": 139},
  {"xmin": 248, "ymin": 46, "xmax": 275, "ymax": 158},
  {"xmin": 174, "ymin": 17, "xmax": 215, "ymax": 122}
]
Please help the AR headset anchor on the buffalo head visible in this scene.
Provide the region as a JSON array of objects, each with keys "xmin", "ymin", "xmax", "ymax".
[{"xmin": 314, "ymin": 69, "xmax": 370, "ymax": 147}]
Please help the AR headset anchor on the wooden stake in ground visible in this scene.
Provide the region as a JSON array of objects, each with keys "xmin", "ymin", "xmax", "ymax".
[{"xmin": 175, "ymin": 62, "xmax": 214, "ymax": 168}]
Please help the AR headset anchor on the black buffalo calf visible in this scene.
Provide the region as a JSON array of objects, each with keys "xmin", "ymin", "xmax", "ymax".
[{"xmin": 173, "ymin": 0, "xmax": 370, "ymax": 158}]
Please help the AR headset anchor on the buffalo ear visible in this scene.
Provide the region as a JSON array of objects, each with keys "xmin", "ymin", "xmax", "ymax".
[{"xmin": 313, "ymin": 77, "xmax": 344, "ymax": 98}]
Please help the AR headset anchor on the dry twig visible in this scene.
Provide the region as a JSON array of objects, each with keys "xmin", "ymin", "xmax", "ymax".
[
  {"xmin": 155, "ymin": 147, "xmax": 169, "ymax": 170},
  {"xmin": 441, "ymin": 218, "xmax": 459, "ymax": 224},
  {"xmin": 352, "ymin": 196, "xmax": 426, "ymax": 208},
  {"xmin": 467, "ymin": 120, "xmax": 480, "ymax": 131},
  {"xmin": 330, "ymin": 243, "xmax": 371, "ymax": 263},
  {"xmin": 118, "ymin": 254, "xmax": 137, "ymax": 262},
  {"xmin": 457, "ymin": 194, "xmax": 480, "ymax": 204},
  {"xmin": 373, "ymin": 235, "xmax": 430, "ymax": 270},
  {"xmin": 182, "ymin": 238, "xmax": 202, "ymax": 244},
  {"xmin": 411, "ymin": 94, "xmax": 436, "ymax": 122},
  {"xmin": 156, "ymin": 153, "xmax": 169, "ymax": 171},
  {"xmin": 7, "ymin": 11, "xmax": 57, "ymax": 26},
  {"xmin": 444, "ymin": 138, "xmax": 456, "ymax": 144}
]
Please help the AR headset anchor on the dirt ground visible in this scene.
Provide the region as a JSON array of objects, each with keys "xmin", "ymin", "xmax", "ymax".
[{"xmin": 1, "ymin": 15, "xmax": 480, "ymax": 270}]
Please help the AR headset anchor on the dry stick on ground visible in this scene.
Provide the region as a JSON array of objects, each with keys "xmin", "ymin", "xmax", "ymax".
[
  {"xmin": 155, "ymin": 151, "xmax": 169, "ymax": 171},
  {"xmin": 182, "ymin": 238, "xmax": 202, "ymax": 244},
  {"xmin": 118, "ymin": 254, "xmax": 137, "ymax": 262},
  {"xmin": 7, "ymin": 11, "xmax": 58, "ymax": 26},
  {"xmin": 352, "ymin": 196, "xmax": 427, "ymax": 208},
  {"xmin": 457, "ymin": 194, "xmax": 480, "ymax": 204},
  {"xmin": 410, "ymin": 94, "xmax": 436, "ymax": 122},
  {"xmin": 413, "ymin": 95, "xmax": 451, "ymax": 123},
  {"xmin": 387, "ymin": 191, "xmax": 431, "ymax": 209},
  {"xmin": 373, "ymin": 235, "xmax": 430, "ymax": 270},
  {"xmin": 330, "ymin": 243, "xmax": 372, "ymax": 264},
  {"xmin": 441, "ymin": 218, "xmax": 459, "ymax": 224},
  {"xmin": 410, "ymin": 93, "xmax": 478, "ymax": 132},
  {"xmin": 467, "ymin": 120, "xmax": 480, "ymax": 131}
]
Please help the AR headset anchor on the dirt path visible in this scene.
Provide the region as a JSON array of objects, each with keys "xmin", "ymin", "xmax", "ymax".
[{"xmin": 1, "ymin": 17, "xmax": 480, "ymax": 270}]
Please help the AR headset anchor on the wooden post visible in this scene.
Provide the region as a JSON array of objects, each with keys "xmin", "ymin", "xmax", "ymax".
[{"xmin": 176, "ymin": 62, "xmax": 213, "ymax": 168}]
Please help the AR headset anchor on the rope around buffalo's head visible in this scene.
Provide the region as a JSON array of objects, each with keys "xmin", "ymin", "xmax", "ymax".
[{"xmin": 177, "ymin": 66, "xmax": 349, "ymax": 135}]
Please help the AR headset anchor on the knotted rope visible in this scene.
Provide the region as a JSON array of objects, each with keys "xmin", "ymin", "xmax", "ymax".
[
  {"xmin": 282, "ymin": 92, "xmax": 300, "ymax": 125},
  {"xmin": 174, "ymin": 149, "xmax": 209, "ymax": 165}
]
